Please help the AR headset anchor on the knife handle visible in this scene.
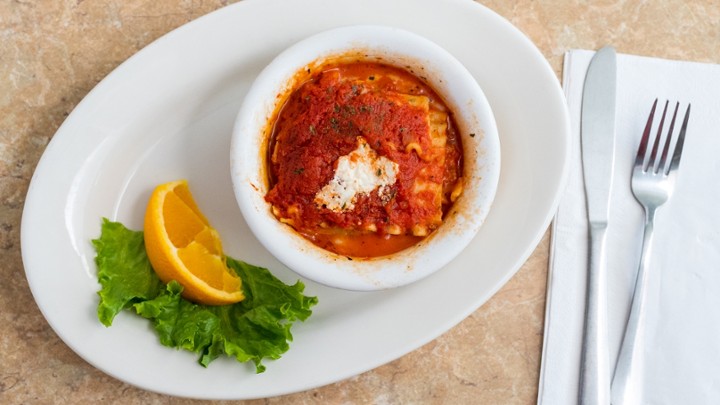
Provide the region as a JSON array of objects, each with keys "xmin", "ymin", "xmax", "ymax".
[{"xmin": 579, "ymin": 222, "xmax": 611, "ymax": 405}]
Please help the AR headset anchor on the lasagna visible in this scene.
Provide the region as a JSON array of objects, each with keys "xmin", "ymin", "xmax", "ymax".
[{"xmin": 265, "ymin": 61, "xmax": 464, "ymax": 257}]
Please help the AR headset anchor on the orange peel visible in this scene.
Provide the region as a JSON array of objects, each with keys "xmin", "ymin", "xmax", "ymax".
[{"xmin": 144, "ymin": 180, "xmax": 244, "ymax": 305}]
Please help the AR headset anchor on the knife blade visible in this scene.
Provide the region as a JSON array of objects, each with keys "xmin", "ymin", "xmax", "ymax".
[{"xmin": 578, "ymin": 46, "xmax": 617, "ymax": 405}]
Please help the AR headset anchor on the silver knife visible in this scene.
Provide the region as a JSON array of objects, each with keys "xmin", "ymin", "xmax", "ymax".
[{"xmin": 578, "ymin": 46, "xmax": 617, "ymax": 405}]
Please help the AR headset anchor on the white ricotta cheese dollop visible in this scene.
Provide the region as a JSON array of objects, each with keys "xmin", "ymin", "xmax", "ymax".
[{"xmin": 315, "ymin": 137, "xmax": 398, "ymax": 212}]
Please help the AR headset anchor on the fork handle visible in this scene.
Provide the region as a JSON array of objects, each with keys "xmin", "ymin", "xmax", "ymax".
[
  {"xmin": 611, "ymin": 209, "xmax": 656, "ymax": 405},
  {"xmin": 579, "ymin": 222, "xmax": 611, "ymax": 405}
]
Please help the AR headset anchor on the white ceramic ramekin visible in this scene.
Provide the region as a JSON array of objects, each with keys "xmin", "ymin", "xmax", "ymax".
[{"xmin": 231, "ymin": 25, "xmax": 500, "ymax": 291}]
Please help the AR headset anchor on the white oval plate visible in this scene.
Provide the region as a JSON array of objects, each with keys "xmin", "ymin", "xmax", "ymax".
[{"xmin": 21, "ymin": 0, "xmax": 570, "ymax": 400}]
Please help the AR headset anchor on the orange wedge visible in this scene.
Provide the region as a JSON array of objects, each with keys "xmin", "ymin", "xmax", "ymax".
[{"xmin": 143, "ymin": 180, "xmax": 244, "ymax": 305}]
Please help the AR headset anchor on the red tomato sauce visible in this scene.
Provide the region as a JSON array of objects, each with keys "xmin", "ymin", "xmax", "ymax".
[{"xmin": 265, "ymin": 61, "xmax": 463, "ymax": 258}]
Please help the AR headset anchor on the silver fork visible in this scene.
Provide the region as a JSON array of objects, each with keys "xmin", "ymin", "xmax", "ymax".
[{"xmin": 611, "ymin": 99, "xmax": 691, "ymax": 405}]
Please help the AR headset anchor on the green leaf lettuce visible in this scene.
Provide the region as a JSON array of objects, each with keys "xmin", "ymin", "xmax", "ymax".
[{"xmin": 93, "ymin": 218, "xmax": 318, "ymax": 373}]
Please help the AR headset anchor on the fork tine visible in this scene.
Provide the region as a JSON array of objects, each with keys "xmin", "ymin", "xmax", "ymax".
[
  {"xmin": 659, "ymin": 102, "xmax": 680, "ymax": 174},
  {"xmin": 635, "ymin": 99, "xmax": 658, "ymax": 169},
  {"xmin": 668, "ymin": 103, "xmax": 691, "ymax": 174},
  {"xmin": 648, "ymin": 101, "xmax": 669, "ymax": 172}
]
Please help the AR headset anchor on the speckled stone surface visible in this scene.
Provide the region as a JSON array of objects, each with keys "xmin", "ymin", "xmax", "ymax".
[{"xmin": 1, "ymin": 1, "xmax": 718, "ymax": 404}]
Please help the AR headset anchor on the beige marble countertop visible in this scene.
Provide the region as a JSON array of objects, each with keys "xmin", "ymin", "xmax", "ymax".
[{"xmin": 1, "ymin": 1, "xmax": 718, "ymax": 403}]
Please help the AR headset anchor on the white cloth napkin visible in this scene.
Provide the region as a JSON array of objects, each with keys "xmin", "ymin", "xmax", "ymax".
[{"xmin": 538, "ymin": 50, "xmax": 720, "ymax": 405}]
